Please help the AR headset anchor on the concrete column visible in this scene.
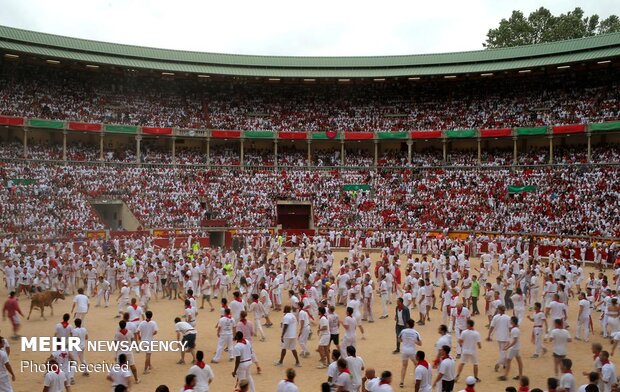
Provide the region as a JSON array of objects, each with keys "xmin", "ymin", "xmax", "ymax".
[
  {"xmin": 99, "ymin": 133, "xmax": 104, "ymax": 161},
  {"xmin": 548, "ymin": 135, "xmax": 554, "ymax": 164},
  {"xmin": 206, "ymin": 139, "xmax": 210, "ymax": 167},
  {"xmin": 240, "ymin": 139, "xmax": 245, "ymax": 167},
  {"xmin": 274, "ymin": 139, "xmax": 278, "ymax": 169},
  {"xmin": 513, "ymin": 136, "xmax": 517, "ymax": 165},
  {"xmin": 442, "ymin": 139, "xmax": 447, "ymax": 163},
  {"xmin": 407, "ymin": 140, "xmax": 413, "ymax": 165},
  {"xmin": 587, "ymin": 132, "xmax": 592, "ymax": 163},
  {"xmin": 477, "ymin": 138, "xmax": 481, "ymax": 165},
  {"xmin": 62, "ymin": 131, "xmax": 67, "ymax": 161},
  {"xmin": 136, "ymin": 135, "xmax": 141, "ymax": 164},
  {"xmin": 23, "ymin": 128, "xmax": 28, "ymax": 159},
  {"xmin": 172, "ymin": 137, "xmax": 176, "ymax": 164},
  {"xmin": 307, "ymin": 140, "xmax": 312, "ymax": 167},
  {"xmin": 341, "ymin": 140, "xmax": 345, "ymax": 166},
  {"xmin": 374, "ymin": 139, "xmax": 378, "ymax": 168}
]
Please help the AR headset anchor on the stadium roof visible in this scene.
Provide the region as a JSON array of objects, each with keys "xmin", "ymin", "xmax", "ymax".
[{"xmin": 0, "ymin": 25, "xmax": 619, "ymax": 78}]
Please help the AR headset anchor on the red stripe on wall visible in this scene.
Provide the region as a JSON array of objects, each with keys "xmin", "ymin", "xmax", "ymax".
[
  {"xmin": 480, "ymin": 128, "xmax": 512, "ymax": 138},
  {"xmin": 68, "ymin": 122, "xmax": 102, "ymax": 132},
  {"xmin": 552, "ymin": 124, "xmax": 585, "ymax": 134},
  {"xmin": 411, "ymin": 131, "xmax": 442, "ymax": 139}
]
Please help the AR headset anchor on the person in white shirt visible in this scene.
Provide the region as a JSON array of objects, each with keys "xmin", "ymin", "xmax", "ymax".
[
  {"xmin": 457, "ymin": 376, "xmax": 477, "ymax": 392},
  {"xmin": 187, "ymin": 350, "xmax": 214, "ymax": 392},
  {"xmin": 71, "ymin": 318, "xmax": 89, "ymax": 377},
  {"xmin": 54, "ymin": 313, "xmax": 73, "ymax": 339},
  {"xmin": 398, "ymin": 319, "xmax": 422, "ymax": 388},
  {"xmin": 527, "ymin": 302, "xmax": 548, "ymax": 358},
  {"xmin": 182, "ymin": 374, "xmax": 197, "ymax": 392},
  {"xmin": 232, "ymin": 331, "xmax": 255, "ymax": 392},
  {"xmin": 275, "ymin": 306, "xmax": 301, "ymax": 367},
  {"xmin": 297, "ymin": 303, "xmax": 311, "ymax": 358},
  {"xmin": 71, "ymin": 288, "xmax": 89, "ymax": 323},
  {"xmin": 212, "ymin": 308, "xmax": 234, "ymax": 363},
  {"xmin": 276, "ymin": 368, "xmax": 300, "ymax": 392},
  {"xmin": 486, "ymin": 305, "xmax": 511, "ymax": 373},
  {"xmin": 43, "ymin": 358, "xmax": 69, "ymax": 392},
  {"xmin": 334, "ymin": 357, "xmax": 354, "ymax": 392},
  {"xmin": 559, "ymin": 358, "xmax": 577, "ymax": 392},
  {"xmin": 375, "ymin": 370, "xmax": 394, "ymax": 392},
  {"xmin": 96, "ymin": 276, "xmax": 111, "ymax": 308},
  {"xmin": 500, "ymin": 316, "xmax": 523, "ymax": 382},
  {"xmin": 0, "ymin": 339, "xmax": 15, "ymax": 392},
  {"xmin": 174, "ymin": 317, "xmax": 197, "ymax": 365},
  {"xmin": 576, "ymin": 292, "xmax": 592, "ymax": 342},
  {"xmin": 344, "ymin": 345, "xmax": 364, "ymax": 392},
  {"xmin": 450, "ymin": 303, "xmax": 470, "ymax": 358},
  {"xmin": 317, "ymin": 307, "xmax": 331, "ymax": 368},
  {"xmin": 549, "ymin": 318, "xmax": 572, "ymax": 377},
  {"xmin": 600, "ymin": 350, "xmax": 617, "ymax": 392},
  {"xmin": 432, "ymin": 345, "xmax": 455, "ymax": 392},
  {"xmin": 341, "ymin": 307, "xmax": 358, "ymax": 352},
  {"xmin": 456, "ymin": 319, "xmax": 481, "ymax": 382},
  {"xmin": 114, "ymin": 320, "xmax": 140, "ymax": 385},
  {"xmin": 106, "ymin": 353, "xmax": 132, "ymax": 392},
  {"xmin": 414, "ymin": 351, "xmax": 432, "ymax": 392},
  {"xmin": 136, "ymin": 310, "xmax": 158, "ymax": 374},
  {"xmin": 546, "ymin": 294, "xmax": 568, "ymax": 333}
]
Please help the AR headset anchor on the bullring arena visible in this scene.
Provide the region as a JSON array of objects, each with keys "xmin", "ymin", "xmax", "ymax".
[{"xmin": 0, "ymin": 23, "xmax": 619, "ymax": 392}]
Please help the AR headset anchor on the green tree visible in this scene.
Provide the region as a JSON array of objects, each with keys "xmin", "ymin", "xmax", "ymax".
[{"xmin": 484, "ymin": 7, "xmax": 619, "ymax": 48}]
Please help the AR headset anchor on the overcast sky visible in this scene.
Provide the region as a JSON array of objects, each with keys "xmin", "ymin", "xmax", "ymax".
[{"xmin": 0, "ymin": 0, "xmax": 617, "ymax": 56}]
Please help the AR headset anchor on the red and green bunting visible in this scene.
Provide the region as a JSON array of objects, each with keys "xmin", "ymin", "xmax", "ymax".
[
  {"xmin": 211, "ymin": 130, "xmax": 241, "ymax": 139},
  {"xmin": 68, "ymin": 122, "xmax": 102, "ymax": 132},
  {"xmin": 590, "ymin": 121, "xmax": 620, "ymax": 132},
  {"xmin": 411, "ymin": 131, "xmax": 441, "ymax": 139},
  {"xmin": 278, "ymin": 132, "xmax": 307, "ymax": 140},
  {"xmin": 344, "ymin": 132, "xmax": 373, "ymax": 140},
  {"xmin": 480, "ymin": 128, "xmax": 512, "ymax": 138},
  {"xmin": 142, "ymin": 127, "xmax": 172, "ymax": 135},
  {"xmin": 516, "ymin": 127, "xmax": 547, "ymax": 136},
  {"xmin": 0, "ymin": 116, "xmax": 24, "ymax": 126},
  {"xmin": 552, "ymin": 124, "xmax": 585, "ymax": 135}
]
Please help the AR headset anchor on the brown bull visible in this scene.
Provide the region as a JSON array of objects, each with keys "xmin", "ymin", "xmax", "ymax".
[{"xmin": 27, "ymin": 290, "xmax": 65, "ymax": 320}]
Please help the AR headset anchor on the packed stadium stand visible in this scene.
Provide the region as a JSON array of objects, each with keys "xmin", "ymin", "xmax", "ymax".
[{"xmin": 0, "ymin": 26, "xmax": 619, "ymax": 240}]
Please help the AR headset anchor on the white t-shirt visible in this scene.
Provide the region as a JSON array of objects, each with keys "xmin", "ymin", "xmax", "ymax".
[
  {"xmin": 319, "ymin": 316, "xmax": 330, "ymax": 336},
  {"xmin": 602, "ymin": 362, "xmax": 617, "ymax": 392},
  {"xmin": 560, "ymin": 372, "xmax": 577, "ymax": 392},
  {"xmin": 490, "ymin": 314, "xmax": 511, "ymax": 342},
  {"xmin": 71, "ymin": 327, "xmax": 88, "ymax": 349},
  {"xmin": 550, "ymin": 328, "xmax": 571, "ymax": 356},
  {"xmin": 399, "ymin": 328, "xmax": 421, "ymax": 353},
  {"xmin": 344, "ymin": 316, "xmax": 357, "ymax": 339},
  {"xmin": 44, "ymin": 370, "xmax": 69, "ymax": 392},
  {"xmin": 459, "ymin": 329, "xmax": 480, "ymax": 355},
  {"xmin": 276, "ymin": 380, "xmax": 300, "ymax": 392},
  {"xmin": 438, "ymin": 357, "xmax": 456, "ymax": 381},
  {"xmin": 137, "ymin": 319, "xmax": 159, "ymax": 341},
  {"xmin": 509, "ymin": 327, "xmax": 520, "ymax": 350},
  {"xmin": 108, "ymin": 364, "xmax": 132, "ymax": 390},
  {"xmin": 547, "ymin": 301, "xmax": 567, "ymax": 320},
  {"xmin": 282, "ymin": 313, "xmax": 298, "ymax": 339},
  {"xmin": 298, "ymin": 310, "xmax": 311, "ymax": 332},
  {"xmin": 175, "ymin": 321, "xmax": 196, "ymax": 336},
  {"xmin": 415, "ymin": 364, "xmax": 433, "ymax": 392},
  {"xmin": 345, "ymin": 356, "xmax": 365, "ymax": 387},
  {"xmin": 335, "ymin": 371, "xmax": 354, "ymax": 391},
  {"xmin": 187, "ymin": 363, "xmax": 215, "ymax": 392},
  {"xmin": 73, "ymin": 294, "xmax": 89, "ymax": 313}
]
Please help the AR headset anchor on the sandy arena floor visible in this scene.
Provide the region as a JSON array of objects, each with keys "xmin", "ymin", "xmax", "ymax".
[{"xmin": 4, "ymin": 250, "xmax": 608, "ymax": 391}]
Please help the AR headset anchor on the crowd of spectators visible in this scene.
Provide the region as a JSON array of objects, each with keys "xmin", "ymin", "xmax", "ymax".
[
  {"xmin": 1, "ymin": 158, "xmax": 619, "ymax": 238},
  {"xmin": 1, "ymin": 60, "xmax": 619, "ymax": 132}
]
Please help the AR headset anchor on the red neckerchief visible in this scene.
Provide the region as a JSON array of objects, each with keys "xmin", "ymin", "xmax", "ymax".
[
  {"xmin": 601, "ymin": 359, "xmax": 610, "ymax": 365},
  {"xmin": 465, "ymin": 387, "xmax": 475, "ymax": 392},
  {"xmin": 53, "ymin": 364, "xmax": 60, "ymax": 374},
  {"xmin": 397, "ymin": 303, "xmax": 404, "ymax": 311},
  {"xmin": 418, "ymin": 360, "xmax": 429, "ymax": 369},
  {"xmin": 222, "ymin": 304, "xmax": 228, "ymax": 309},
  {"xmin": 563, "ymin": 370, "xmax": 573, "ymax": 374},
  {"xmin": 253, "ymin": 299, "xmax": 259, "ymax": 304},
  {"xmin": 183, "ymin": 385, "xmax": 193, "ymax": 391},
  {"xmin": 131, "ymin": 304, "xmax": 138, "ymax": 310},
  {"xmin": 340, "ymin": 368, "xmax": 351, "ymax": 375},
  {"xmin": 240, "ymin": 318, "xmax": 247, "ymax": 325},
  {"xmin": 518, "ymin": 387, "xmax": 529, "ymax": 392},
  {"xmin": 186, "ymin": 305, "xmax": 192, "ymax": 310},
  {"xmin": 196, "ymin": 361, "xmax": 205, "ymax": 369},
  {"xmin": 593, "ymin": 353, "xmax": 600, "ymax": 360},
  {"xmin": 120, "ymin": 328, "xmax": 128, "ymax": 335},
  {"xmin": 61, "ymin": 321, "xmax": 69, "ymax": 328},
  {"xmin": 457, "ymin": 307, "xmax": 463, "ymax": 316},
  {"xmin": 238, "ymin": 338, "xmax": 247, "ymax": 344},
  {"xmin": 225, "ymin": 314, "xmax": 232, "ymax": 319},
  {"xmin": 235, "ymin": 297, "xmax": 242, "ymax": 303},
  {"xmin": 379, "ymin": 379, "xmax": 390, "ymax": 385}
]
